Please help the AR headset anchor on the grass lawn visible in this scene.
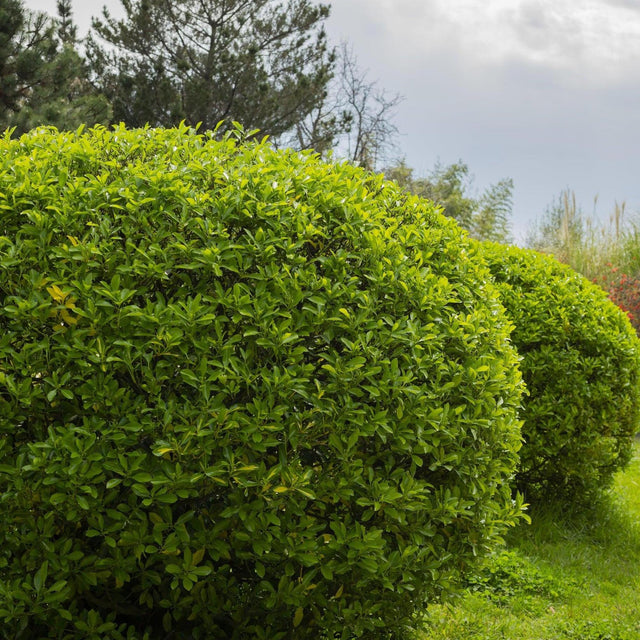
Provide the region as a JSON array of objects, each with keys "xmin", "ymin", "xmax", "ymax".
[{"xmin": 419, "ymin": 443, "xmax": 640, "ymax": 640}]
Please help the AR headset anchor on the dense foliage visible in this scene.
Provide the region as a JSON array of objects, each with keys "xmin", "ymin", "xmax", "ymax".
[
  {"xmin": 481, "ymin": 242, "xmax": 640, "ymax": 501},
  {"xmin": 0, "ymin": 125, "xmax": 524, "ymax": 639}
]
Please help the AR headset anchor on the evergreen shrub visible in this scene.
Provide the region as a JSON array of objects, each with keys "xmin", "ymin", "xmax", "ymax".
[
  {"xmin": 0, "ymin": 125, "xmax": 524, "ymax": 639},
  {"xmin": 480, "ymin": 242, "xmax": 640, "ymax": 501}
]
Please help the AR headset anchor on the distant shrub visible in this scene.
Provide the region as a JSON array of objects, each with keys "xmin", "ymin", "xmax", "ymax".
[
  {"xmin": 0, "ymin": 125, "xmax": 524, "ymax": 639},
  {"xmin": 481, "ymin": 242, "xmax": 640, "ymax": 502}
]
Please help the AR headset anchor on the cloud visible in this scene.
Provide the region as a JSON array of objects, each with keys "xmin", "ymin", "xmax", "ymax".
[
  {"xmin": 508, "ymin": 2, "xmax": 577, "ymax": 55},
  {"xmin": 602, "ymin": 0, "xmax": 640, "ymax": 10},
  {"xmin": 330, "ymin": 0, "xmax": 640, "ymax": 86}
]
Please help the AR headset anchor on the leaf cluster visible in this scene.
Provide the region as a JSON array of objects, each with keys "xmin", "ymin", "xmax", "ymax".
[{"xmin": 0, "ymin": 125, "xmax": 524, "ymax": 638}]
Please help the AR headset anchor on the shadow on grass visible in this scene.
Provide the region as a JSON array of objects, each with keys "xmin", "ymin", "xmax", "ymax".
[
  {"xmin": 511, "ymin": 453, "xmax": 640, "ymax": 582},
  {"xmin": 419, "ymin": 450, "xmax": 640, "ymax": 640}
]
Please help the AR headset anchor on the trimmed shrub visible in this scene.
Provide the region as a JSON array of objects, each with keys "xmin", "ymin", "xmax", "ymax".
[
  {"xmin": 480, "ymin": 242, "xmax": 640, "ymax": 501},
  {"xmin": 0, "ymin": 125, "xmax": 524, "ymax": 639}
]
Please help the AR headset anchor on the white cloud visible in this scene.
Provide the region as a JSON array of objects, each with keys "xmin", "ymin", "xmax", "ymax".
[{"xmin": 331, "ymin": 0, "xmax": 640, "ymax": 85}]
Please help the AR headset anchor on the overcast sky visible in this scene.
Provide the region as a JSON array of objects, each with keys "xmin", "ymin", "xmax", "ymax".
[{"xmin": 23, "ymin": 0, "xmax": 640, "ymax": 241}]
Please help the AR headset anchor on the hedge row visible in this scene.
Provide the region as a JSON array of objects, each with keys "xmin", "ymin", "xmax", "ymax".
[{"xmin": 0, "ymin": 125, "xmax": 637, "ymax": 639}]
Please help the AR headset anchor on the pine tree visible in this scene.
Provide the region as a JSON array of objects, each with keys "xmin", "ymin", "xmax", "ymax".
[
  {"xmin": 1, "ymin": 0, "xmax": 111, "ymax": 134},
  {"xmin": 0, "ymin": 0, "xmax": 56, "ymax": 125},
  {"xmin": 87, "ymin": 0, "xmax": 333, "ymax": 139},
  {"xmin": 56, "ymin": 0, "xmax": 77, "ymax": 45}
]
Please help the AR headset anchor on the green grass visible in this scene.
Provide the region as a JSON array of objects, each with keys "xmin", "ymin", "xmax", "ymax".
[{"xmin": 419, "ymin": 443, "xmax": 640, "ymax": 640}]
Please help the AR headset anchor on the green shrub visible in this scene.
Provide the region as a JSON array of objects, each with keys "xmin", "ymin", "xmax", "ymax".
[
  {"xmin": 0, "ymin": 125, "xmax": 524, "ymax": 639},
  {"xmin": 480, "ymin": 242, "xmax": 640, "ymax": 502}
]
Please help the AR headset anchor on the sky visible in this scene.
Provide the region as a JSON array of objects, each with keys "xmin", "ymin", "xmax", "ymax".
[{"xmin": 23, "ymin": 0, "xmax": 640, "ymax": 241}]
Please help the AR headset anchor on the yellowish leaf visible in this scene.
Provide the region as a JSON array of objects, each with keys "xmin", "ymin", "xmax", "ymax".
[
  {"xmin": 46, "ymin": 285, "xmax": 66, "ymax": 303},
  {"xmin": 293, "ymin": 606, "xmax": 303, "ymax": 628},
  {"xmin": 192, "ymin": 548, "xmax": 206, "ymax": 566},
  {"xmin": 60, "ymin": 310, "xmax": 78, "ymax": 325}
]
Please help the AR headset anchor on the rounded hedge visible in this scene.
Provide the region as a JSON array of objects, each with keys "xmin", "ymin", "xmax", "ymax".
[
  {"xmin": 0, "ymin": 125, "xmax": 524, "ymax": 639},
  {"xmin": 480, "ymin": 242, "xmax": 640, "ymax": 501}
]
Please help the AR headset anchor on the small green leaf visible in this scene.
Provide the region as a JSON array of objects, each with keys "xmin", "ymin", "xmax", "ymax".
[
  {"xmin": 182, "ymin": 577, "xmax": 194, "ymax": 591},
  {"xmin": 320, "ymin": 564, "xmax": 333, "ymax": 580},
  {"xmin": 33, "ymin": 561, "xmax": 48, "ymax": 593},
  {"xmin": 49, "ymin": 580, "xmax": 68, "ymax": 593}
]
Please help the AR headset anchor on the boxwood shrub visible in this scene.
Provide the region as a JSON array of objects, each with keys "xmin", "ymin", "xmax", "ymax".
[
  {"xmin": 480, "ymin": 242, "xmax": 640, "ymax": 501},
  {"xmin": 0, "ymin": 125, "xmax": 524, "ymax": 639}
]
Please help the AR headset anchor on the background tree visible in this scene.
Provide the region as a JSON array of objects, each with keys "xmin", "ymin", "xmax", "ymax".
[
  {"xmin": 56, "ymin": 0, "xmax": 76, "ymax": 44},
  {"xmin": 385, "ymin": 159, "xmax": 513, "ymax": 242},
  {"xmin": 334, "ymin": 43, "xmax": 401, "ymax": 169},
  {"xmin": 291, "ymin": 42, "xmax": 402, "ymax": 168},
  {"xmin": 473, "ymin": 177, "xmax": 514, "ymax": 243},
  {"xmin": 87, "ymin": 0, "xmax": 333, "ymax": 139},
  {"xmin": 0, "ymin": 0, "xmax": 56, "ymax": 127},
  {"xmin": 0, "ymin": 0, "xmax": 110, "ymax": 134},
  {"xmin": 3, "ymin": 1, "xmax": 400, "ymax": 160}
]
